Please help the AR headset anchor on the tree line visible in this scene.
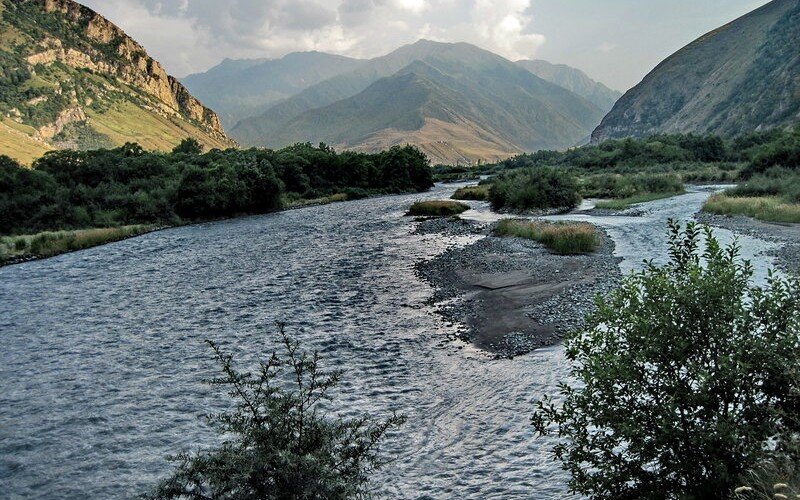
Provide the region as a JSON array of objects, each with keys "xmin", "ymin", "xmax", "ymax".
[{"xmin": 0, "ymin": 140, "xmax": 433, "ymax": 235}]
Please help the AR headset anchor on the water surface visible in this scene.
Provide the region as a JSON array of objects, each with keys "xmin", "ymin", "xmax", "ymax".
[{"xmin": 0, "ymin": 184, "xmax": 777, "ymax": 499}]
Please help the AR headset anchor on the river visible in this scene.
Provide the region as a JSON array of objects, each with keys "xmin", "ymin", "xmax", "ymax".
[{"xmin": 0, "ymin": 183, "xmax": 779, "ymax": 499}]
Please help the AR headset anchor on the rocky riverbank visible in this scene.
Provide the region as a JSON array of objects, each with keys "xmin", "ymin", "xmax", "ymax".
[
  {"xmin": 416, "ymin": 217, "xmax": 622, "ymax": 358},
  {"xmin": 696, "ymin": 212, "xmax": 800, "ymax": 275}
]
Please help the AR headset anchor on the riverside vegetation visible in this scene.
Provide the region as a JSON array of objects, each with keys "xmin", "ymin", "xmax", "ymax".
[
  {"xmin": 533, "ymin": 222, "xmax": 800, "ymax": 499},
  {"xmin": 494, "ymin": 219, "xmax": 599, "ymax": 255},
  {"xmin": 445, "ymin": 129, "xmax": 800, "ymax": 220},
  {"xmin": 0, "ymin": 139, "xmax": 432, "ymax": 262}
]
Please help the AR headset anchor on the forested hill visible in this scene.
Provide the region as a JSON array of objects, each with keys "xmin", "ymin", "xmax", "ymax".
[
  {"xmin": 593, "ymin": 0, "xmax": 800, "ymax": 142},
  {"xmin": 0, "ymin": 0, "xmax": 235, "ymax": 164}
]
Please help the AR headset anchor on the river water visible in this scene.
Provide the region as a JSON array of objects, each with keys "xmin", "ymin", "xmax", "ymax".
[{"xmin": 0, "ymin": 184, "xmax": 778, "ymax": 499}]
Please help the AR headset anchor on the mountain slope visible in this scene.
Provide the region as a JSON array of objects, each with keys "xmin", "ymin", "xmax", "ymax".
[
  {"xmin": 182, "ymin": 52, "xmax": 365, "ymax": 127},
  {"xmin": 593, "ymin": 0, "xmax": 800, "ymax": 142},
  {"xmin": 516, "ymin": 59, "xmax": 621, "ymax": 113},
  {"xmin": 0, "ymin": 0, "xmax": 234, "ymax": 164},
  {"xmin": 232, "ymin": 40, "xmax": 605, "ymax": 163}
]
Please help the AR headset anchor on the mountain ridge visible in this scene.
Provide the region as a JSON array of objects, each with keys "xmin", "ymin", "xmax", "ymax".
[
  {"xmin": 231, "ymin": 40, "xmax": 606, "ymax": 164},
  {"xmin": 515, "ymin": 59, "xmax": 621, "ymax": 113},
  {"xmin": 182, "ymin": 51, "xmax": 365, "ymax": 127}
]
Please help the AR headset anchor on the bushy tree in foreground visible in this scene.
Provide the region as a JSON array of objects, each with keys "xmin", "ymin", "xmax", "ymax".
[
  {"xmin": 533, "ymin": 221, "xmax": 800, "ymax": 499},
  {"xmin": 148, "ymin": 325, "xmax": 405, "ymax": 499}
]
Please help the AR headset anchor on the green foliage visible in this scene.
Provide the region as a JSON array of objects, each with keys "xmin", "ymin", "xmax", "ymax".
[
  {"xmin": 171, "ymin": 138, "xmax": 204, "ymax": 156},
  {"xmin": 580, "ymin": 172, "xmax": 684, "ymax": 199},
  {"xmin": 406, "ymin": 200, "xmax": 469, "ymax": 217},
  {"xmin": 148, "ymin": 325, "xmax": 405, "ymax": 499},
  {"xmin": 494, "ymin": 219, "xmax": 599, "ymax": 254},
  {"xmin": 0, "ymin": 143, "xmax": 433, "ymax": 235},
  {"xmin": 533, "ymin": 222, "xmax": 800, "ymax": 499},
  {"xmin": 489, "ymin": 167, "xmax": 580, "ymax": 212}
]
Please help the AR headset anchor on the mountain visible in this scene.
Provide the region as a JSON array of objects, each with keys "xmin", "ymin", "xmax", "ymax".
[
  {"xmin": 232, "ymin": 40, "xmax": 605, "ymax": 164},
  {"xmin": 0, "ymin": 0, "xmax": 234, "ymax": 164},
  {"xmin": 182, "ymin": 52, "xmax": 365, "ymax": 128},
  {"xmin": 515, "ymin": 59, "xmax": 621, "ymax": 113},
  {"xmin": 593, "ymin": 0, "xmax": 800, "ymax": 142}
]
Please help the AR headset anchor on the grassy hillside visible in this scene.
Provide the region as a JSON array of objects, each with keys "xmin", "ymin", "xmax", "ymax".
[
  {"xmin": 233, "ymin": 40, "xmax": 605, "ymax": 164},
  {"xmin": 182, "ymin": 52, "xmax": 365, "ymax": 127},
  {"xmin": 593, "ymin": 0, "xmax": 800, "ymax": 141},
  {"xmin": 516, "ymin": 59, "xmax": 621, "ymax": 113},
  {"xmin": 0, "ymin": 0, "xmax": 234, "ymax": 164}
]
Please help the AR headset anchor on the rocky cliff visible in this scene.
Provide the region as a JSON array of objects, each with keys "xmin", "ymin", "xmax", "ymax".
[{"xmin": 0, "ymin": 0, "xmax": 234, "ymax": 163}]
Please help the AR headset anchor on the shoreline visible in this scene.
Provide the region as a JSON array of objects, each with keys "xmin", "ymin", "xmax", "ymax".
[
  {"xmin": 695, "ymin": 212, "xmax": 800, "ymax": 275},
  {"xmin": 416, "ymin": 217, "xmax": 622, "ymax": 358},
  {"xmin": 0, "ymin": 187, "xmax": 432, "ymax": 268}
]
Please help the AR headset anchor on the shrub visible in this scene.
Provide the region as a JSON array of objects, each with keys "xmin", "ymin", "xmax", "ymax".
[
  {"xmin": 489, "ymin": 167, "xmax": 580, "ymax": 212},
  {"xmin": 533, "ymin": 222, "xmax": 800, "ymax": 499},
  {"xmin": 494, "ymin": 219, "xmax": 599, "ymax": 254},
  {"xmin": 148, "ymin": 325, "xmax": 405, "ymax": 499},
  {"xmin": 406, "ymin": 200, "xmax": 470, "ymax": 217}
]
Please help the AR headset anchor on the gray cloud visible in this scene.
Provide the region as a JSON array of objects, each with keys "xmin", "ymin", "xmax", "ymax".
[
  {"xmin": 77, "ymin": 0, "xmax": 772, "ymax": 90},
  {"xmin": 79, "ymin": 0, "xmax": 546, "ymax": 77}
]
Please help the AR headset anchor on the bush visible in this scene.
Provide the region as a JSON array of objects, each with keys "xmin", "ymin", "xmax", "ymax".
[
  {"xmin": 148, "ymin": 325, "xmax": 405, "ymax": 499},
  {"xmin": 406, "ymin": 200, "xmax": 470, "ymax": 217},
  {"xmin": 494, "ymin": 219, "xmax": 599, "ymax": 254},
  {"xmin": 533, "ymin": 222, "xmax": 800, "ymax": 499},
  {"xmin": 489, "ymin": 168, "xmax": 580, "ymax": 212}
]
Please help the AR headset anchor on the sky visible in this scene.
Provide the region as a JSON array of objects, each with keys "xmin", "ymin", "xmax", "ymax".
[{"xmin": 78, "ymin": 0, "xmax": 772, "ymax": 91}]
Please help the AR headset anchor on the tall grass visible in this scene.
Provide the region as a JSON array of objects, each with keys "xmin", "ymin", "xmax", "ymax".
[
  {"xmin": 703, "ymin": 194, "xmax": 800, "ymax": 223},
  {"xmin": 494, "ymin": 219, "xmax": 599, "ymax": 255},
  {"xmin": 451, "ymin": 185, "xmax": 490, "ymax": 201},
  {"xmin": 0, "ymin": 225, "xmax": 154, "ymax": 263},
  {"xmin": 406, "ymin": 200, "xmax": 470, "ymax": 217}
]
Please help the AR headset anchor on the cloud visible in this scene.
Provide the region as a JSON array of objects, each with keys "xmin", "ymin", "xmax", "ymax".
[{"xmin": 78, "ymin": 0, "xmax": 546, "ymax": 76}]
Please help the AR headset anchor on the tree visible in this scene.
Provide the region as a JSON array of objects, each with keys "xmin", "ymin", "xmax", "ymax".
[
  {"xmin": 172, "ymin": 138, "xmax": 204, "ymax": 156},
  {"xmin": 148, "ymin": 324, "xmax": 405, "ymax": 500},
  {"xmin": 532, "ymin": 222, "xmax": 800, "ymax": 500}
]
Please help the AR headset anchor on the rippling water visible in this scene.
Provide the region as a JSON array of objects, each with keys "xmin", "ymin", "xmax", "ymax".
[{"xmin": 0, "ymin": 184, "xmax": 778, "ymax": 499}]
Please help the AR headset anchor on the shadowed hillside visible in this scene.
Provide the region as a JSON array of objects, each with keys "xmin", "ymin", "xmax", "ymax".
[{"xmin": 593, "ymin": 0, "xmax": 800, "ymax": 142}]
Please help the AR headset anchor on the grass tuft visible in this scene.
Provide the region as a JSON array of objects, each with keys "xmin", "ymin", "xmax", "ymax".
[
  {"xmin": 451, "ymin": 185, "xmax": 490, "ymax": 201},
  {"xmin": 702, "ymin": 194, "xmax": 800, "ymax": 223},
  {"xmin": 494, "ymin": 219, "xmax": 599, "ymax": 255},
  {"xmin": 406, "ymin": 200, "xmax": 470, "ymax": 217}
]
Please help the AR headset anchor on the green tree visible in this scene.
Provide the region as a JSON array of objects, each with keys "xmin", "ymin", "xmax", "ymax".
[
  {"xmin": 533, "ymin": 222, "xmax": 800, "ymax": 500},
  {"xmin": 148, "ymin": 325, "xmax": 405, "ymax": 500},
  {"xmin": 172, "ymin": 138, "xmax": 204, "ymax": 156}
]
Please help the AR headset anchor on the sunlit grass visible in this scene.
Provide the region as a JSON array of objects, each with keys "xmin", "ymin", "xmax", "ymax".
[
  {"xmin": 702, "ymin": 194, "xmax": 800, "ymax": 223},
  {"xmin": 0, "ymin": 225, "xmax": 154, "ymax": 263},
  {"xmin": 494, "ymin": 219, "xmax": 599, "ymax": 255}
]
